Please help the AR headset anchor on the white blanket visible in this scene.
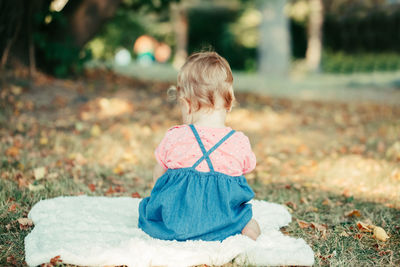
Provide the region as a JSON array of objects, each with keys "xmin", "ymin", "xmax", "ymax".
[{"xmin": 25, "ymin": 196, "xmax": 314, "ymax": 266}]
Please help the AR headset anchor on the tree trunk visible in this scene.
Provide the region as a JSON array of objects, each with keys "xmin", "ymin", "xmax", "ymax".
[
  {"xmin": 258, "ymin": 0, "xmax": 291, "ymax": 76},
  {"xmin": 171, "ymin": 2, "xmax": 188, "ymax": 69},
  {"xmin": 306, "ymin": 0, "xmax": 324, "ymax": 72},
  {"xmin": 1, "ymin": 0, "xmax": 121, "ymax": 71},
  {"xmin": 63, "ymin": 0, "xmax": 121, "ymax": 47}
]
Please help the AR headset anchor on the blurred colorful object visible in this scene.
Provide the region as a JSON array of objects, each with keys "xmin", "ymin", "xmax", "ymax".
[
  {"xmin": 133, "ymin": 35, "xmax": 157, "ymax": 66},
  {"xmin": 114, "ymin": 48, "xmax": 131, "ymax": 66}
]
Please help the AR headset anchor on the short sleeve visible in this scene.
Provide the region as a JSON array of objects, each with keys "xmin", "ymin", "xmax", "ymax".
[
  {"xmin": 154, "ymin": 126, "xmax": 181, "ymax": 170},
  {"xmin": 241, "ymin": 135, "xmax": 256, "ymax": 174}
]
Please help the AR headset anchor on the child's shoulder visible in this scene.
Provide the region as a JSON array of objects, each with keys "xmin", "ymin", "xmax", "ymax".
[
  {"xmin": 164, "ymin": 124, "xmax": 251, "ymax": 143},
  {"xmin": 165, "ymin": 124, "xmax": 188, "ymax": 134},
  {"xmin": 166, "ymin": 124, "xmax": 187, "ymax": 131},
  {"xmin": 162, "ymin": 124, "xmax": 189, "ymax": 139}
]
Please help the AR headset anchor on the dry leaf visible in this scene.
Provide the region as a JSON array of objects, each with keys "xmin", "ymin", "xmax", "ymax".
[
  {"xmin": 47, "ymin": 172, "xmax": 59, "ymax": 179},
  {"xmin": 285, "ymin": 201, "xmax": 297, "ymax": 210},
  {"xmin": 114, "ymin": 185, "xmax": 126, "ymax": 193},
  {"xmin": 34, "ymin": 167, "xmax": 46, "ymax": 180},
  {"xmin": 6, "ymin": 255, "xmax": 17, "ymax": 265},
  {"xmin": 29, "ymin": 183, "xmax": 45, "ymax": 191},
  {"xmin": 113, "ymin": 165, "xmax": 124, "ymax": 175},
  {"xmin": 340, "ymin": 231, "xmax": 350, "ymax": 237},
  {"xmin": 90, "ymin": 125, "xmax": 101, "ymax": 137},
  {"xmin": 39, "ymin": 137, "xmax": 48, "ymax": 145},
  {"xmin": 356, "ymin": 221, "xmax": 373, "ymax": 232},
  {"xmin": 11, "ymin": 85, "xmax": 22, "ymax": 95},
  {"xmin": 8, "ymin": 203, "xmax": 17, "ymax": 212},
  {"xmin": 311, "ymin": 222, "xmax": 328, "ymax": 239},
  {"xmin": 88, "ymin": 183, "xmax": 96, "ymax": 192},
  {"xmin": 17, "ymin": 217, "xmax": 33, "ymax": 225},
  {"xmin": 346, "ymin": 209, "xmax": 362, "ymax": 217},
  {"xmin": 300, "ymin": 197, "xmax": 308, "ymax": 204},
  {"xmin": 50, "ymin": 255, "xmax": 63, "ymax": 265},
  {"xmin": 105, "ymin": 186, "xmax": 115, "ymax": 195},
  {"xmin": 5, "ymin": 146, "xmax": 19, "ymax": 157},
  {"xmin": 297, "ymin": 219, "xmax": 311, "ymax": 229},
  {"xmin": 17, "ymin": 218, "xmax": 33, "ymax": 230},
  {"xmin": 342, "ymin": 189, "xmax": 352, "ymax": 198},
  {"xmin": 311, "ymin": 222, "xmax": 328, "ymax": 232},
  {"xmin": 322, "ymin": 198, "xmax": 332, "ymax": 206},
  {"xmin": 373, "ymin": 226, "xmax": 389, "ymax": 242},
  {"xmin": 132, "ymin": 192, "xmax": 141, "ymax": 198}
]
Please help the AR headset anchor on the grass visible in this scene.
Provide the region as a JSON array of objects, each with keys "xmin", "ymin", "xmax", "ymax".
[{"xmin": 1, "ymin": 68, "xmax": 400, "ymax": 266}]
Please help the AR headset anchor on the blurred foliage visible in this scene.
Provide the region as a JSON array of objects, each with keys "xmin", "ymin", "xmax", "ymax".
[
  {"xmin": 5, "ymin": 0, "xmax": 397, "ymax": 76},
  {"xmin": 86, "ymin": 3, "xmax": 173, "ymax": 61},
  {"xmin": 34, "ymin": 11, "xmax": 92, "ymax": 78},
  {"xmin": 48, "ymin": 0, "xmax": 177, "ymax": 76},
  {"xmin": 188, "ymin": 4, "xmax": 257, "ymax": 72},
  {"xmin": 286, "ymin": 0, "xmax": 400, "ymax": 73},
  {"xmin": 323, "ymin": 8, "xmax": 400, "ymax": 53},
  {"xmin": 321, "ymin": 51, "xmax": 400, "ymax": 73}
]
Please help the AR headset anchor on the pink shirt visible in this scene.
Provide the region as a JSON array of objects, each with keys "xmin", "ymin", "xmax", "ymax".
[{"xmin": 155, "ymin": 125, "xmax": 256, "ymax": 176}]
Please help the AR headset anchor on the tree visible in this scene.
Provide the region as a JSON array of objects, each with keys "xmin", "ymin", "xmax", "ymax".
[
  {"xmin": 171, "ymin": 2, "xmax": 188, "ymax": 69},
  {"xmin": 305, "ymin": 0, "xmax": 323, "ymax": 72},
  {"xmin": 0, "ymin": 0, "xmax": 178, "ymax": 76},
  {"xmin": 257, "ymin": 0, "xmax": 291, "ymax": 76}
]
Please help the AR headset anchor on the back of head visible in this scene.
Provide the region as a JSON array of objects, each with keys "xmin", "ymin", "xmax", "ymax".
[{"xmin": 177, "ymin": 51, "xmax": 234, "ymax": 112}]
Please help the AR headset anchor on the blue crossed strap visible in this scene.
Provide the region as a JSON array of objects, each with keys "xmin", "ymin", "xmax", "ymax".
[{"xmin": 189, "ymin": 124, "xmax": 235, "ymax": 172}]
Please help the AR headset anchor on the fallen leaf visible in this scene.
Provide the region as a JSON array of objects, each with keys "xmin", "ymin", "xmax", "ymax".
[
  {"xmin": 285, "ymin": 201, "xmax": 297, "ymax": 210},
  {"xmin": 34, "ymin": 167, "xmax": 46, "ymax": 180},
  {"xmin": 17, "ymin": 218, "xmax": 33, "ymax": 230},
  {"xmin": 297, "ymin": 219, "xmax": 311, "ymax": 229},
  {"xmin": 340, "ymin": 231, "xmax": 350, "ymax": 237},
  {"xmin": 114, "ymin": 185, "xmax": 126, "ymax": 193},
  {"xmin": 378, "ymin": 250, "xmax": 393, "ymax": 256},
  {"xmin": 88, "ymin": 183, "xmax": 96, "ymax": 192},
  {"xmin": 8, "ymin": 203, "xmax": 17, "ymax": 212},
  {"xmin": 17, "ymin": 175, "xmax": 29, "ymax": 188},
  {"xmin": 280, "ymin": 227, "xmax": 289, "ymax": 235},
  {"xmin": 39, "ymin": 137, "xmax": 48, "ymax": 145},
  {"xmin": 106, "ymin": 186, "xmax": 115, "ymax": 195},
  {"xmin": 311, "ymin": 222, "xmax": 328, "ymax": 232},
  {"xmin": 6, "ymin": 255, "xmax": 17, "ymax": 265},
  {"xmin": 373, "ymin": 226, "xmax": 389, "ymax": 242},
  {"xmin": 47, "ymin": 172, "xmax": 59, "ymax": 179},
  {"xmin": 342, "ymin": 189, "xmax": 352, "ymax": 198},
  {"xmin": 296, "ymin": 144, "xmax": 310, "ymax": 155},
  {"xmin": 300, "ymin": 197, "xmax": 308, "ymax": 204},
  {"xmin": 50, "ymin": 255, "xmax": 63, "ymax": 265},
  {"xmin": 346, "ymin": 209, "xmax": 362, "ymax": 217},
  {"xmin": 113, "ymin": 165, "xmax": 124, "ymax": 175},
  {"xmin": 132, "ymin": 192, "xmax": 141, "ymax": 198},
  {"xmin": 322, "ymin": 198, "xmax": 332, "ymax": 206},
  {"xmin": 353, "ymin": 233, "xmax": 364, "ymax": 240},
  {"xmin": 90, "ymin": 125, "xmax": 101, "ymax": 137},
  {"xmin": 29, "ymin": 183, "xmax": 45, "ymax": 191},
  {"xmin": 356, "ymin": 221, "xmax": 373, "ymax": 232},
  {"xmin": 11, "ymin": 85, "xmax": 22, "ymax": 95},
  {"xmin": 5, "ymin": 146, "xmax": 19, "ymax": 157},
  {"xmin": 311, "ymin": 222, "xmax": 328, "ymax": 239}
]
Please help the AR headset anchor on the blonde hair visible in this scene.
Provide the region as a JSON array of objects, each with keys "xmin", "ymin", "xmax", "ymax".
[{"xmin": 175, "ymin": 51, "xmax": 235, "ymax": 113}]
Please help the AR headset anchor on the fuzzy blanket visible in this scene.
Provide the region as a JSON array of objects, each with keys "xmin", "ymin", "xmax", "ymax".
[{"xmin": 25, "ymin": 196, "xmax": 314, "ymax": 266}]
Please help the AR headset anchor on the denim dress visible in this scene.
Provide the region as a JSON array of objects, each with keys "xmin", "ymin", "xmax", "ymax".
[{"xmin": 138, "ymin": 124, "xmax": 254, "ymax": 241}]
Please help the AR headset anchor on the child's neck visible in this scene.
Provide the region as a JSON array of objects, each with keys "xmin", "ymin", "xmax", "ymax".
[{"xmin": 192, "ymin": 109, "xmax": 227, "ymax": 128}]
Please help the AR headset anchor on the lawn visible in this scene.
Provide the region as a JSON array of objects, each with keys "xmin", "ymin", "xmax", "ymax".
[{"xmin": 1, "ymin": 69, "xmax": 399, "ymax": 266}]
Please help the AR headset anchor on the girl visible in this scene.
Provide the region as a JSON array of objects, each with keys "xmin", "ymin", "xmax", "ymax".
[{"xmin": 138, "ymin": 51, "xmax": 261, "ymax": 241}]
